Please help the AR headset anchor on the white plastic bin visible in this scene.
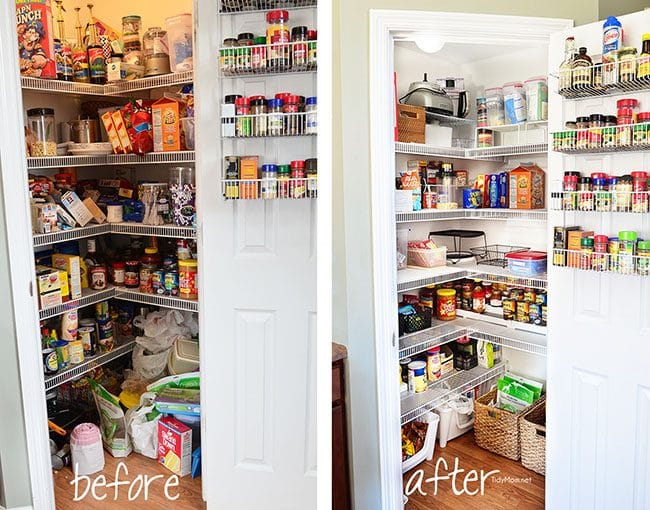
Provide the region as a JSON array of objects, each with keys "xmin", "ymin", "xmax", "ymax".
[
  {"xmin": 434, "ymin": 395, "xmax": 475, "ymax": 448},
  {"xmin": 402, "ymin": 412, "xmax": 439, "ymax": 473},
  {"xmin": 168, "ymin": 338, "xmax": 200, "ymax": 375}
]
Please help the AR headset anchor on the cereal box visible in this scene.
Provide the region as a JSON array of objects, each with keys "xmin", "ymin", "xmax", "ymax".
[
  {"xmin": 158, "ymin": 417, "xmax": 192, "ymax": 477},
  {"xmin": 508, "ymin": 163, "xmax": 545, "ymax": 209},
  {"xmin": 152, "ymin": 97, "xmax": 181, "ymax": 152},
  {"xmin": 16, "ymin": 0, "xmax": 57, "ymax": 78}
]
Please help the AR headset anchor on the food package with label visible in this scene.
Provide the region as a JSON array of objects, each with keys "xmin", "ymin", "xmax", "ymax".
[
  {"xmin": 52, "ymin": 253, "xmax": 82, "ymax": 300},
  {"xmin": 16, "ymin": 0, "xmax": 57, "ymax": 79},
  {"xmin": 508, "ymin": 163, "xmax": 545, "ymax": 209},
  {"xmin": 158, "ymin": 416, "xmax": 192, "ymax": 476}
]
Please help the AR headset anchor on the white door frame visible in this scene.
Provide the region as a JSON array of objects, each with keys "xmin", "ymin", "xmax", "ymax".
[{"xmin": 367, "ymin": 10, "xmax": 572, "ymax": 509}]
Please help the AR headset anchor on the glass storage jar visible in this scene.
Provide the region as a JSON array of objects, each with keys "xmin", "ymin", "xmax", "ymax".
[
  {"xmin": 576, "ymin": 116, "xmax": 590, "ymax": 150},
  {"xmin": 267, "ymin": 98, "xmax": 284, "ymax": 136},
  {"xmin": 27, "ymin": 108, "xmax": 56, "ymax": 156},
  {"xmin": 143, "ymin": 27, "xmax": 170, "ymax": 76},
  {"xmin": 251, "ymin": 96, "xmax": 267, "ymax": 136},
  {"xmin": 291, "ymin": 26, "xmax": 308, "ymax": 69},
  {"xmin": 221, "ymin": 38, "xmax": 237, "ymax": 73},
  {"xmin": 632, "ymin": 171, "xmax": 648, "ymax": 213}
]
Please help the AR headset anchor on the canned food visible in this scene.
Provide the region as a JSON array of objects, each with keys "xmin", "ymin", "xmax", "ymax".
[
  {"xmin": 95, "ymin": 301, "xmax": 110, "ymax": 321},
  {"xmin": 68, "ymin": 340, "xmax": 84, "ymax": 364},
  {"xmin": 516, "ymin": 301, "xmax": 530, "ymax": 323},
  {"xmin": 407, "ymin": 360, "xmax": 427, "ymax": 394},
  {"xmin": 43, "ymin": 348, "xmax": 59, "ymax": 374},
  {"xmin": 502, "ymin": 298, "xmax": 516, "ymax": 320},
  {"xmin": 78, "ymin": 326, "xmax": 96, "ymax": 356},
  {"xmin": 97, "ymin": 319, "xmax": 115, "ymax": 352},
  {"xmin": 152, "ymin": 270, "xmax": 165, "ymax": 295},
  {"xmin": 164, "ymin": 270, "xmax": 179, "ymax": 296}
]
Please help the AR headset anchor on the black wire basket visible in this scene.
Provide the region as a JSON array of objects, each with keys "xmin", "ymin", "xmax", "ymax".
[{"xmin": 470, "ymin": 244, "xmax": 530, "ymax": 267}]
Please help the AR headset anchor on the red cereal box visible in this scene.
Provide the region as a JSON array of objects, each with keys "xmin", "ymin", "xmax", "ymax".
[
  {"xmin": 15, "ymin": 0, "xmax": 57, "ymax": 79},
  {"xmin": 158, "ymin": 416, "xmax": 192, "ymax": 477}
]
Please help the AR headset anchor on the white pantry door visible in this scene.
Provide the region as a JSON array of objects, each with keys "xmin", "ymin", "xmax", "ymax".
[
  {"xmin": 546, "ymin": 9, "xmax": 650, "ymax": 510},
  {"xmin": 194, "ymin": 1, "xmax": 317, "ymax": 508}
]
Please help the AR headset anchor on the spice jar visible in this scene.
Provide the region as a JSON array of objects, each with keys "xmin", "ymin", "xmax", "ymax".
[
  {"xmin": 472, "ymin": 283, "xmax": 485, "ymax": 313},
  {"xmin": 290, "ymin": 160, "xmax": 306, "ymax": 198},
  {"xmin": 618, "ymin": 47, "xmax": 638, "ymax": 82},
  {"xmin": 268, "ymin": 98, "xmax": 284, "ymax": 136},
  {"xmin": 578, "ymin": 177, "xmax": 593, "ymax": 211},
  {"xmin": 305, "ymin": 96, "xmax": 317, "ymax": 135},
  {"xmin": 251, "ymin": 36, "xmax": 267, "ymax": 71},
  {"xmin": 632, "ymin": 171, "xmax": 648, "ymax": 213},
  {"xmin": 562, "ymin": 171, "xmax": 579, "ymax": 210},
  {"xmin": 305, "ymin": 158, "xmax": 317, "ymax": 198},
  {"xmin": 250, "ymin": 96, "xmax": 267, "ymax": 136},
  {"xmin": 617, "ymin": 112, "xmax": 633, "ymax": 146},
  {"xmin": 609, "ymin": 237, "xmax": 620, "ymax": 272},
  {"xmin": 221, "ymin": 38, "xmax": 237, "ymax": 73},
  {"xmin": 637, "ymin": 240, "xmax": 650, "ymax": 275},
  {"xmin": 27, "ymin": 108, "xmax": 57, "ymax": 156},
  {"xmin": 634, "ymin": 112, "xmax": 650, "ymax": 146},
  {"xmin": 277, "ymin": 164, "xmax": 291, "ymax": 198},
  {"xmin": 124, "ymin": 260, "xmax": 140, "ymax": 288},
  {"xmin": 236, "ymin": 33, "xmax": 254, "ymax": 72},
  {"xmin": 261, "ymin": 164, "xmax": 278, "ymax": 199},
  {"xmin": 588, "ymin": 114, "xmax": 604, "ymax": 149},
  {"xmin": 291, "ymin": 26, "xmax": 308, "ymax": 69},
  {"xmin": 564, "ymin": 121, "xmax": 577, "ymax": 150},
  {"xmin": 307, "ymin": 29, "xmax": 317, "ymax": 67},
  {"xmin": 461, "ymin": 282, "xmax": 473, "ymax": 310},
  {"xmin": 593, "ymin": 177, "xmax": 611, "ymax": 212},
  {"xmin": 111, "ymin": 261, "xmax": 125, "ymax": 286},
  {"xmin": 436, "ymin": 288, "xmax": 456, "ymax": 321},
  {"xmin": 592, "ymin": 235, "xmax": 608, "ymax": 271},
  {"xmin": 235, "ymin": 97, "xmax": 251, "ymax": 137},
  {"xmin": 477, "ymin": 128, "xmax": 493, "ymax": 147},
  {"xmin": 619, "ymin": 230, "xmax": 638, "ymax": 274},
  {"xmin": 283, "ymin": 94, "xmax": 301, "ymax": 135},
  {"xmin": 266, "ymin": 10, "xmax": 289, "ymax": 44},
  {"xmin": 179, "ymin": 259, "xmax": 198, "ymax": 300},
  {"xmin": 616, "ymin": 175, "xmax": 633, "ymax": 212},
  {"xmin": 603, "ymin": 115, "xmax": 617, "ymax": 147},
  {"xmin": 576, "ymin": 116, "xmax": 590, "ymax": 150}
]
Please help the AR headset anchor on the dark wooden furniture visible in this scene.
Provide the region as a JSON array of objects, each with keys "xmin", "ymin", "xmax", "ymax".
[{"xmin": 332, "ymin": 343, "xmax": 351, "ymax": 510}]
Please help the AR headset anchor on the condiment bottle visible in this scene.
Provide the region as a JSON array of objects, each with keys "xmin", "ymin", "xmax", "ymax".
[
  {"xmin": 571, "ymin": 47, "xmax": 592, "ymax": 88},
  {"xmin": 71, "ymin": 7, "xmax": 90, "ymax": 83},
  {"xmin": 139, "ymin": 247, "xmax": 161, "ymax": 294},
  {"xmin": 559, "ymin": 36, "xmax": 576, "ymax": 91},
  {"xmin": 472, "ymin": 283, "xmax": 486, "ymax": 313},
  {"xmin": 54, "ymin": 0, "xmax": 73, "ymax": 81},
  {"xmin": 86, "ymin": 3, "xmax": 106, "ymax": 85},
  {"xmin": 639, "ymin": 34, "xmax": 650, "ymax": 80}
]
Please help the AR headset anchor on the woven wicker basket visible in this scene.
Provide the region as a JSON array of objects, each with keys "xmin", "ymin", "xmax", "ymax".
[
  {"xmin": 474, "ymin": 388, "xmax": 526, "ymax": 460},
  {"xmin": 397, "ymin": 104, "xmax": 426, "ymax": 143},
  {"xmin": 520, "ymin": 396, "xmax": 546, "ymax": 475}
]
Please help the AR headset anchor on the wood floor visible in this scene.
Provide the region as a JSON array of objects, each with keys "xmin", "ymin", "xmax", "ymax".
[
  {"xmin": 53, "ymin": 451, "xmax": 204, "ymax": 509},
  {"xmin": 404, "ymin": 432, "xmax": 544, "ymax": 510}
]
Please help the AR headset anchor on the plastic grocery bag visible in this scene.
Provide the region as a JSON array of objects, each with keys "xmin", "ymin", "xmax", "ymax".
[
  {"xmin": 132, "ymin": 344, "xmax": 171, "ymax": 381},
  {"xmin": 125, "ymin": 393, "xmax": 160, "ymax": 459},
  {"xmin": 89, "ymin": 380, "xmax": 132, "ymax": 458},
  {"xmin": 134, "ymin": 309, "xmax": 191, "ymax": 353}
]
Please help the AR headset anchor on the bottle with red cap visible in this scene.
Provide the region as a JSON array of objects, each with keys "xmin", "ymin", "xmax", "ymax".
[
  {"xmin": 235, "ymin": 97, "xmax": 251, "ymax": 137},
  {"xmin": 562, "ymin": 171, "xmax": 579, "ymax": 210},
  {"xmin": 290, "ymin": 160, "xmax": 306, "ymax": 198},
  {"xmin": 283, "ymin": 94, "xmax": 302, "ymax": 135},
  {"xmin": 307, "ymin": 30, "xmax": 317, "ymax": 68},
  {"xmin": 267, "ymin": 10, "xmax": 290, "ymax": 70},
  {"xmin": 631, "ymin": 171, "xmax": 648, "ymax": 213}
]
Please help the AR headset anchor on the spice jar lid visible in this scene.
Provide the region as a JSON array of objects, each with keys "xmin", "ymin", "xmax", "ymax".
[
  {"xmin": 620, "ymin": 174, "xmax": 633, "ymax": 182},
  {"xmin": 606, "ymin": 115, "xmax": 618, "ymax": 124},
  {"xmin": 580, "ymin": 237, "xmax": 594, "ymax": 247},
  {"xmin": 564, "ymin": 175, "xmax": 578, "ymax": 182},
  {"xmin": 617, "ymin": 98, "xmax": 639, "ymax": 109},
  {"xmin": 638, "ymin": 240, "xmax": 650, "ymax": 250},
  {"xmin": 261, "ymin": 164, "xmax": 278, "ymax": 173},
  {"xmin": 267, "ymin": 98, "xmax": 283, "ymax": 108},
  {"xmin": 437, "ymin": 288, "xmax": 456, "ymax": 297},
  {"xmin": 594, "ymin": 235, "xmax": 609, "ymax": 244},
  {"xmin": 291, "ymin": 26, "xmax": 308, "ymax": 39},
  {"xmin": 222, "ymin": 37, "xmax": 237, "ymax": 45},
  {"xmin": 609, "ymin": 176, "xmax": 618, "ymax": 184},
  {"xmin": 224, "ymin": 94, "xmax": 242, "ymax": 104},
  {"xmin": 590, "ymin": 172, "xmax": 607, "ymax": 179},
  {"xmin": 593, "ymin": 178, "xmax": 607, "ymax": 186},
  {"xmin": 589, "ymin": 113, "xmax": 604, "ymax": 121},
  {"xmin": 579, "ymin": 177, "xmax": 592, "ymax": 184},
  {"xmin": 308, "ymin": 29, "xmax": 317, "ymax": 40},
  {"xmin": 305, "ymin": 158, "xmax": 317, "ymax": 170},
  {"xmin": 234, "ymin": 97, "xmax": 251, "ymax": 106},
  {"xmin": 638, "ymin": 112, "xmax": 650, "ymax": 121},
  {"xmin": 565, "ymin": 121, "xmax": 577, "ymax": 128},
  {"xmin": 251, "ymin": 98, "xmax": 266, "ymax": 107},
  {"xmin": 178, "ymin": 259, "xmax": 198, "ymax": 267},
  {"xmin": 631, "ymin": 171, "xmax": 648, "ymax": 178},
  {"xmin": 576, "ymin": 116, "xmax": 590, "ymax": 123},
  {"xmin": 277, "ymin": 164, "xmax": 290, "ymax": 175},
  {"xmin": 408, "ymin": 360, "xmax": 426, "ymax": 370},
  {"xmin": 286, "ymin": 94, "xmax": 301, "ymax": 104},
  {"xmin": 619, "ymin": 230, "xmax": 638, "ymax": 241},
  {"xmin": 290, "ymin": 160, "xmax": 305, "ymax": 169},
  {"xmin": 306, "ymin": 96, "xmax": 317, "ymax": 105},
  {"xmin": 266, "ymin": 10, "xmax": 289, "ymax": 22},
  {"xmin": 237, "ymin": 32, "xmax": 254, "ymax": 41},
  {"xmin": 564, "ymin": 171, "xmax": 580, "ymax": 177},
  {"xmin": 618, "ymin": 46, "xmax": 638, "ymax": 54},
  {"xmin": 254, "ymin": 36, "xmax": 266, "ymax": 45},
  {"xmin": 27, "ymin": 108, "xmax": 54, "ymax": 116},
  {"xmin": 275, "ymin": 92, "xmax": 292, "ymax": 100},
  {"xmin": 477, "ymin": 128, "xmax": 493, "ymax": 134}
]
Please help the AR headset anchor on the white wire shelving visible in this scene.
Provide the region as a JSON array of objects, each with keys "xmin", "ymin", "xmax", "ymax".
[
  {"xmin": 219, "ymin": 0, "xmax": 316, "ymax": 14},
  {"xmin": 33, "ymin": 224, "xmax": 111, "ymax": 248},
  {"xmin": 222, "ymin": 112, "xmax": 316, "ymax": 138},
  {"xmin": 465, "ymin": 142, "xmax": 548, "ymax": 159},
  {"xmin": 221, "ymin": 177, "xmax": 317, "ymax": 199},
  {"xmin": 400, "ymin": 363, "xmax": 505, "ymax": 425},
  {"xmin": 395, "ymin": 141, "xmax": 548, "ymax": 161},
  {"xmin": 426, "ymin": 112, "xmax": 476, "ymax": 127},
  {"xmin": 396, "ymin": 208, "xmax": 547, "ymax": 223},
  {"xmin": 39, "ymin": 286, "xmax": 115, "ymax": 320},
  {"xmin": 455, "ymin": 308, "xmax": 546, "ymax": 335},
  {"xmin": 114, "ymin": 288, "xmax": 199, "ymax": 312},
  {"xmin": 552, "ymin": 124, "xmax": 650, "ymax": 154},
  {"xmin": 553, "ymin": 249, "xmax": 650, "ymax": 276},
  {"xmin": 467, "ymin": 264, "xmax": 548, "ymax": 290},
  {"xmin": 220, "ymin": 41, "xmax": 317, "ymax": 77},
  {"xmin": 27, "ymin": 151, "xmax": 195, "ymax": 170},
  {"xmin": 550, "ymin": 187, "xmax": 650, "ymax": 214},
  {"xmin": 44, "ymin": 340, "xmax": 136, "ymax": 390}
]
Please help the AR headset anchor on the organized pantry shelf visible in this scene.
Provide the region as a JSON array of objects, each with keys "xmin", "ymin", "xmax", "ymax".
[
  {"xmin": 455, "ymin": 308, "xmax": 546, "ymax": 335},
  {"xmin": 399, "ymin": 319, "xmax": 474, "ymax": 360},
  {"xmin": 221, "ymin": 177, "xmax": 317, "ymax": 199},
  {"xmin": 222, "ymin": 112, "xmax": 316, "ymax": 138},
  {"xmin": 219, "ymin": 0, "xmax": 317, "ymax": 14},
  {"xmin": 477, "ymin": 120, "xmax": 548, "ymax": 133},
  {"xmin": 550, "ymin": 189, "xmax": 650, "ymax": 213},
  {"xmin": 552, "ymin": 248, "xmax": 650, "ymax": 276},
  {"xmin": 39, "ymin": 286, "xmax": 115, "ymax": 321},
  {"xmin": 471, "ymin": 323, "xmax": 546, "ymax": 357},
  {"xmin": 394, "ymin": 142, "xmax": 501, "ymax": 162},
  {"xmin": 465, "ymin": 142, "xmax": 549, "ymax": 158},
  {"xmin": 27, "ymin": 151, "xmax": 196, "ymax": 170},
  {"xmin": 220, "ymin": 41, "xmax": 317, "ymax": 77},
  {"xmin": 44, "ymin": 340, "xmax": 136, "ymax": 391},
  {"xmin": 396, "ymin": 208, "xmax": 547, "ymax": 223},
  {"xmin": 400, "ymin": 363, "xmax": 506, "ymax": 425},
  {"xmin": 20, "ymin": 71, "xmax": 194, "ymax": 97},
  {"xmin": 551, "ymin": 123, "xmax": 650, "ymax": 154},
  {"xmin": 396, "ymin": 266, "xmax": 469, "ymax": 293},
  {"xmin": 114, "ymin": 288, "xmax": 199, "ymax": 312},
  {"xmin": 33, "ymin": 224, "xmax": 111, "ymax": 248},
  {"xmin": 467, "ymin": 264, "xmax": 548, "ymax": 290}
]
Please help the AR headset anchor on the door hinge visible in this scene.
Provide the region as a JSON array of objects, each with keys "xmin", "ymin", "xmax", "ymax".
[{"xmin": 29, "ymin": 280, "xmax": 33, "ymax": 297}]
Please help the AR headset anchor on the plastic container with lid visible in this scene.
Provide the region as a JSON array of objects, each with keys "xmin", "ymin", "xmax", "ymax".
[
  {"xmin": 503, "ymin": 81, "xmax": 527, "ymax": 124},
  {"xmin": 266, "ymin": 10, "xmax": 290, "ymax": 44},
  {"xmin": 168, "ymin": 338, "xmax": 200, "ymax": 374},
  {"xmin": 70, "ymin": 423, "xmax": 105, "ymax": 476},
  {"xmin": 524, "ymin": 76, "xmax": 548, "ymax": 121},
  {"xmin": 436, "ymin": 288, "xmax": 456, "ymax": 321},
  {"xmin": 426, "ymin": 347, "xmax": 441, "ymax": 381},
  {"xmin": 166, "ymin": 13, "xmax": 193, "ymax": 72},
  {"xmin": 593, "ymin": 177, "xmax": 611, "ymax": 212},
  {"xmin": 27, "ymin": 108, "xmax": 57, "ymax": 156},
  {"xmin": 143, "ymin": 27, "xmax": 170, "ymax": 76},
  {"xmin": 505, "ymin": 251, "xmax": 547, "ymax": 276},
  {"xmin": 619, "ymin": 230, "xmax": 638, "ymax": 274},
  {"xmin": 179, "ymin": 259, "xmax": 198, "ymax": 300},
  {"xmin": 485, "ymin": 87, "xmax": 505, "ymax": 126}
]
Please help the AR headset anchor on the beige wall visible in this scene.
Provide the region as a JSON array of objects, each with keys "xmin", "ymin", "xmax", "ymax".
[
  {"xmin": 599, "ymin": 0, "xmax": 650, "ymax": 20},
  {"xmin": 333, "ymin": 2, "xmax": 600, "ymax": 509}
]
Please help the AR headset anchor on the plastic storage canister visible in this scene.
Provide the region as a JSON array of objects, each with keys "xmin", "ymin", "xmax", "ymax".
[
  {"xmin": 305, "ymin": 96, "xmax": 317, "ymax": 135},
  {"xmin": 618, "ymin": 230, "xmax": 637, "ymax": 274},
  {"xmin": 169, "ymin": 167, "xmax": 195, "ymax": 226},
  {"xmin": 632, "ymin": 171, "xmax": 648, "ymax": 213},
  {"xmin": 524, "ymin": 76, "xmax": 548, "ymax": 121},
  {"xmin": 261, "ymin": 164, "xmax": 278, "ymax": 199},
  {"xmin": 436, "ymin": 288, "xmax": 456, "ymax": 320},
  {"xmin": 592, "ymin": 235, "xmax": 609, "ymax": 271},
  {"xmin": 165, "ymin": 14, "xmax": 193, "ymax": 72},
  {"xmin": 27, "ymin": 108, "xmax": 56, "ymax": 156},
  {"xmin": 407, "ymin": 360, "xmax": 427, "ymax": 394},
  {"xmin": 426, "ymin": 347, "xmax": 441, "ymax": 381},
  {"xmin": 476, "ymin": 97, "xmax": 488, "ymax": 127},
  {"xmin": 477, "ymin": 128, "xmax": 493, "ymax": 147},
  {"xmin": 179, "ymin": 259, "xmax": 198, "ymax": 299},
  {"xmin": 70, "ymin": 423, "xmax": 105, "ymax": 476},
  {"xmin": 503, "ymin": 81, "xmax": 527, "ymax": 124},
  {"xmin": 485, "ymin": 87, "xmax": 505, "ymax": 126},
  {"xmin": 143, "ymin": 27, "xmax": 170, "ymax": 76},
  {"xmin": 637, "ymin": 240, "xmax": 650, "ymax": 275}
]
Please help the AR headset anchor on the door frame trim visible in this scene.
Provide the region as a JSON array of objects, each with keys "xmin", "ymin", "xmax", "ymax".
[{"xmin": 367, "ymin": 10, "xmax": 572, "ymax": 508}]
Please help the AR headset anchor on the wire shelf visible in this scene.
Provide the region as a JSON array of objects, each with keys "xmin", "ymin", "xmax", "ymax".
[
  {"xmin": 39, "ymin": 286, "xmax": 115, "ymax": 320},
  {"xmin": 223, "ymin": 111, "xmax": 317, "ymax": 138},
  {"xmin": 552, "ymin": 56, "xmax": 650, "ymax": 99},
  {"xmin": 550, "ymin": 187, "xmax": 650, "ymax": 213},
  {"xmin": 426, "ymin": 112, "xmax": 476, "ymax": 127},
  {"xmin": 399, "ymin": 320, "xmax": 474, "ymax": 360},
  {"xmin": 44, "ymin": 340, "xmax": 136, "ymax": 390},
  {"xmin": 477, "ymin": 121, "xmax": 547, "ymax": 133},
  {"xmin": 220, "ymin": 0, "xmax": 317, "ymax": 13},
  {"xmin": 21, "ymin": 72, "xmax": 193, "ymax": 97},
  {"xmin": 553, "ymin": 248, "xmax": 650, "ymax": 276},
  {"xmin": 221, "ymin": 178, "xmax": 317, "ymax": 200},
  {"xmin": 469, "ymin": 244, "xmax": 530, "ymax": 268},
  {"xmin": 455, "ymin": 308, "xmax": 546, "ymax": 335},
  {"xmin": 115, "ymin": 288, "xmax": 199, "ymax": 312},
  {"xmin": 552, "ymin": 124, "xmax": 650, "ymax": 154},
  {"xmin": 33, "ymin": 223, "xmax": 111, "ymax": 248},
  {"xmin": 396, "ymin": 208, "xmax": 547, "ymax": 223},
  {"xmin": 27, "ymin": 155, "xmax": 108, "ymax": 169},
  {"xmin": 465, "ymin": 143, "xmax": 548, "ymax": 158},
  {"xmin": 109, "ymin": 223, "xmax": 197, "ymax": 239},
  {"xmin": 220, "ymin": 41, "xmax": 317, "ymax": 76},
  {"xmin": 467, "ymin": 265, "xmax": 548, "ymax": 290},
  {"xmin": 396, "ymin": 266, "xmax": 469, "ymax": 293},
  {"xmin": 400, "ymin": 363, "xmax": 505, "ymax": 425},
  {"xmin": 106, "ymin": 151, "xmax": 195, "ymax": 165},
  {"xmin": 469, "ymin": 322, "xmax": 546, "ymax": 357}
]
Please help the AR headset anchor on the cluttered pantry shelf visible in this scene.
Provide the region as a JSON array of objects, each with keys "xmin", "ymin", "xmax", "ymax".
[
  {"xmin": 33, "ymin": 223, "xmax": 196, "ymax": 247},
  {"xmin": 396, "ymin": 265, "xmax": 547, "ymax": 293},
  {"xmin": 399, "ymin": 317, "xmax": 546, "ymax": 360},
  {"xmin": 400, "ymin": 363, "xmax": 505, "ymax": 425},
  {"xmin": 394, "ymin": 141, "xmax": 548, "ymax": 161},
  {"xmin": 44, "ymin": 340, "xmax": 136, "ymax": 391},
  {"xmin": 39, "ymin": 287, "xmax": 198, "ymax": 321},
  {"xmin": 27, "ymin": 151, "xmax": 196, "ymax": 169}
]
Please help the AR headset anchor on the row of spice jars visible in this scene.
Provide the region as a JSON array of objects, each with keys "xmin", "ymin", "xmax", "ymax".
[
  {"xmin": 560, "ymin": 171, "xmax": 650, "ymax": 212},
  {"xmin": 568, "ymin": 230, "xmax": 650, "ymax": 275},
  {"xmin": 419, "ymin": 280, "xmax": 548, "ymax": 327},
  {"xmin": 226, "ymin": 93, "xmax": 317, "ymax": 137},
  {"xmin": 220, "ymin": 21, "xmax": 317, "ymax": 73},
  {"xmin": 553, "ymin": 98, "xmax": 650, "ymax": 151},
  {"xmin": 225, "ymin": 158, "xmax": 317, "ymax": 199}
]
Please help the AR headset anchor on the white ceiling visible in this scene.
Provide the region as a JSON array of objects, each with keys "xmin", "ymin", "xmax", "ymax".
[{"xmin": 395, "ymin": 40, "xmax": 536, "ymax": 66}]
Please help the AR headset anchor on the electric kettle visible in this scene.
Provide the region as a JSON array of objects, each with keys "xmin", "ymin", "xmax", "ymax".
[{"xmin": 399, "ymin": 73, "xmax": 454, "ymax": 117}]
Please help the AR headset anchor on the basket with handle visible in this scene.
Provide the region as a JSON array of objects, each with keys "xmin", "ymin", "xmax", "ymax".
[
  {"xmin": 520, "ymin": 396, "xmax": 546, "ymax": 475},
  {"xmin": 397, "ymin": 104, "xmax": 426, "ymax": 143}
]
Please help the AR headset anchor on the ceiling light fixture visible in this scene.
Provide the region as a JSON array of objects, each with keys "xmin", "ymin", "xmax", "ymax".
[{"xmin": 413, "ymin": 35, "xmax": 445, "ymax": 54}]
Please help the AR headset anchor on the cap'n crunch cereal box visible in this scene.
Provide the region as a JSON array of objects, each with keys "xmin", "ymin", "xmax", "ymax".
[
  {"xmin": 16, "ymin": 0, "xmax": 57, "ymax": 79},
  {"xmin": 158, "ymin": 416, "xmax": 192, "ymax": 477}
]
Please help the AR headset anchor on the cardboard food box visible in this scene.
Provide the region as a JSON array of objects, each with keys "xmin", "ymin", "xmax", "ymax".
[
  {"xmin": 36, "ymin": 266, "xmax": 61, "ymax": 308},
  {"xmin": 51, "ymin": 253, "xmax": 82, "ymax": 300},
  {"xmin": 101, "ymin": 111, "xmax": 123, "ymax": 154},
  {"xmin": 239, "ymin": 155, "xmax": 259, "ymax": 199},
  {"xmin": 440, "ymin": 344, "xmax": 454, "ymax": 376},
  {"xmin": 61, "ymin": 191, "xmax": 93, "ymax": 227},
  {"xmin": 37, "ymin": 264, "xmax": 68, "ymax": 301},
  {"xmin": 508, "ymin": 163, "xmax": 545, "ymax": 209},
  {"xmin": 152, "ymin": 97, "xmax": 181, "ymax": 152},
  {"xmin": 158, "ymin": 417, "xmax": 192, "ymax": 477},
  {"xmin": 16, "ymin": 0, "xmax": 57, "ymax": 79},
  {"xmin": 567, "ymin": 230, "xmax": 593, "ymax": 268},
  {"xmin": 553, "ymin": 226, "xmax": 581, "ymax": 266},
  {"xmin": 111, "ymin": 110, "xmax": 133, "ymax": 154},
  {"xmin": 82, "ymin": 197, "xmax": 107, "ymax": 224},
  {"xmin": 31, "ymin": 201, "xmax": 58, "ymax": 233}
]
